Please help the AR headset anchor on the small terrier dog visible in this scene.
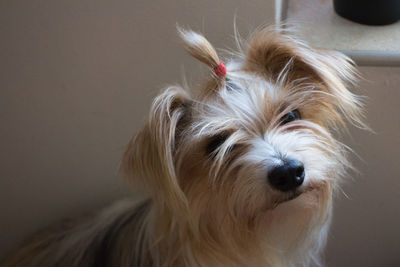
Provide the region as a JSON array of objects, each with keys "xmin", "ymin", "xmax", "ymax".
[{"xmin": 1, "ymin": 26, "xmax": 365, "ymax": 267}]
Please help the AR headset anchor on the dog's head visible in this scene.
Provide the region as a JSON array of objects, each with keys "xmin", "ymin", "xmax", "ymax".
[{"xmin": 122, "ymin": 27, "xmax": 364, "ymax": 248}]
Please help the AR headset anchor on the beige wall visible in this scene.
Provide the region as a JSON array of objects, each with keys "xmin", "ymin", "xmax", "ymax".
[{"xmin": 1, "ymin": 1, "xmax": 399, "ymax": 266}]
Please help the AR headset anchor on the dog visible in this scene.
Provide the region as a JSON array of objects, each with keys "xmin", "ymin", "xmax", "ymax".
[{"xmin": 1, "ymin": 26, "xmax": 365, "ymax": 267}]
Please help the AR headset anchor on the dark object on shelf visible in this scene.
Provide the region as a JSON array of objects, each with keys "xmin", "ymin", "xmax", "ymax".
[{"xmin": 333, "ymin": 0, "xmax": 400, "ymax": 25}]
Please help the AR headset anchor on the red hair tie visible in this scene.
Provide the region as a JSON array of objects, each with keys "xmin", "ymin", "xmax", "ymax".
[{"xmin": 213, "ymin": 62, "xmax": 226, "ymax": 77}]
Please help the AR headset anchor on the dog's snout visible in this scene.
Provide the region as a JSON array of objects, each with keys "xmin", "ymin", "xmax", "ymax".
[{"xmin": 268, "ymin": 159, "xmax": 305, "ymax": 192}]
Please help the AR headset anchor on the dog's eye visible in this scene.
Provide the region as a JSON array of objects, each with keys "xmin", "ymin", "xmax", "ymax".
[
  {"xmin": 206, "ymin": 134, "xmax": 228, "ymax": 154},
  {"xmin": 280, "ymin": 109, "xmax": 301, "ymax": 125}
]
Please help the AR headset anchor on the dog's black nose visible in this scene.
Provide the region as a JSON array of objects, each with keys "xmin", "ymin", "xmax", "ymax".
[{"xmin": 268, "ymin": 159, "xmax": 305, "ymax": 192}]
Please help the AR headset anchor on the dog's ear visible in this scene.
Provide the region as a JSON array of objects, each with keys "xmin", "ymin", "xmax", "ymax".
[
  {"xmin": 122, "ymin": 86, "xmax": 190, "ymax": 215},
  {"xmin": 245, "ymin": 28, "xmax": 365, "ymax": 129}
]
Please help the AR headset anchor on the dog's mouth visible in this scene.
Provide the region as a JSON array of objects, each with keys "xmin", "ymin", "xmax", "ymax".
[
  {"xmin": 270, "ymin": 186, "xmax": 317, "ymax": 209},
  {"xmin": 269, "ymin": 191, "xmax": 300, "ymax": 209},
  {"xmin": 281, "ymin": 190, "xmax": 303, "ymax": 203},
  {"xmin": 286, "ymin": 190, "xmax": 302, "ymax": 201}
]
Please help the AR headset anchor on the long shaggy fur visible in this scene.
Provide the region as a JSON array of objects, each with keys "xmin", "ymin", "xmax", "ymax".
[{"xmin": 1, "ymin": 26, "xmax": 365, "ymax": 267}]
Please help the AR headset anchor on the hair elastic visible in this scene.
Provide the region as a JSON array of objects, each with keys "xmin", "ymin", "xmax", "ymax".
[{"xmin": 213, "ymin": 62, "xmax": 226, "ymax": 77}]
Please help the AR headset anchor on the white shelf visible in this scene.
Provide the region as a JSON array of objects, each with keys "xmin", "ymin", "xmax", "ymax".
[{"xmin": 276, "ymin": 0, "xmax": 400, "ymax": 66}]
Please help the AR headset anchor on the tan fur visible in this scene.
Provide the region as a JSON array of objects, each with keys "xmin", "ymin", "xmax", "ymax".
[
  {"xmin": 178, "ymin": 27, "xmax": 220, "ymax": 69},
  {"xmin": 1, "ymin": 26, "xmax": 365, "ymax": 267}
]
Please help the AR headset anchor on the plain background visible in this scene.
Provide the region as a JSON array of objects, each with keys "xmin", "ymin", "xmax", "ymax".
[{"xmin": 0, "ymin": 1, "xmax": 399, "ymax": 266}]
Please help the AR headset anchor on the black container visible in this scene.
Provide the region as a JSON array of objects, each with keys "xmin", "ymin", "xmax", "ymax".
[{"xmin": 333, "ymin": 0, "xmax": 400, "ymax": 25}]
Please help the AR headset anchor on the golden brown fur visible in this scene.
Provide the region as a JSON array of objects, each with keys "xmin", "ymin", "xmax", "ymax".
[{"xmin": 1, "ymin": 26, "xmax": 365, "ymax": 267}]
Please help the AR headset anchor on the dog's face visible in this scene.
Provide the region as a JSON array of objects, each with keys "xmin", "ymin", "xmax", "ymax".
[
  {"xmin": 122, "ymin": 28, "xmax": 364, "ymax": 245},
  {"xmin": 178, "ymin": 74, "xmax": 342, "ymax": 216}
]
